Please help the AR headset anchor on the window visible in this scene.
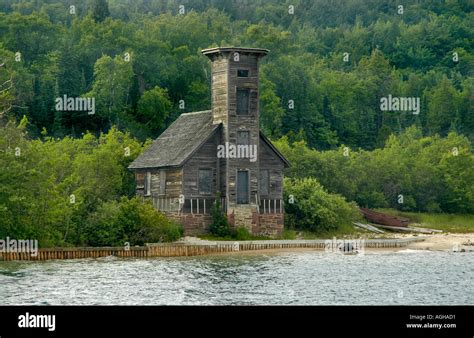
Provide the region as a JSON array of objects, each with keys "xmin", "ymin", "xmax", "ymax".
[
  {"xmin": 260, "ymin": 170, "xmax": 269, "ymax": 196},
  {"xmin": 236, "ymin": 89, "xmax": 250, "ymax": 115},
  {"xmin": 236, "ymin": 131, "xmax": 249, "ymax": 146},
  {"xmin": 159, "ymin": 170, "xmax": 166, "ymax": 195},
  {"xmin": 145, "ymin": 172, "xmax": 151, "ymax": 196},
  {"xmin": 198, "ymin": 169, "xmax": 212, "ymax": 194},
  {"xmin": 237, "ymin": 69, "xmax": 249, "ymax": 77}
]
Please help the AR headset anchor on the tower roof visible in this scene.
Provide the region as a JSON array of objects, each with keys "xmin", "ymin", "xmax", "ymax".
[{"xmin": 201, "ymin": 47, "xmax": 269, "ymax": 59}]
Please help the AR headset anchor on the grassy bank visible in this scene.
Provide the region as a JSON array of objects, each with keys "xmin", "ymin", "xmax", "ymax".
[
  {"xmin": 197, "ymin": 210, "xmax": 474, "ymax": 241},
  {"xmin": 377, "ymin": 209, "xmax": 474, "ymax": 233},
  {"xmin": 280, "ymin": 223, "xmax": 364, "ymax": 239},
  {"xmin": 198, "ymin": 223, "xmax": 365, "ymax": 241}
]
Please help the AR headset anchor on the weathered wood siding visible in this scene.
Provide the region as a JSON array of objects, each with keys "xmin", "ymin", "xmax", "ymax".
[
  {"xmin": 135, "ymin": 168, "xmax": 183, "ymax": 198},
  {"xmin": 210, "ymin": 56, "xmax": 228, "ymax": 126},
  {"xmin": 259, "ymin": 138, "xmax": 285, "ymax": 200},
  {"xmin": 182, "ymin": 132, "xmax": 219, "ymax": 197},
  {"xmin": 226, "ymin": 52, "xmax": 261, "ymax": 207}
]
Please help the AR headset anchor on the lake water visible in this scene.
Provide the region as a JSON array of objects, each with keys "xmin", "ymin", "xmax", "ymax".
[{"xmin": 0, "ymin": 250, "xmax": 472, "ymax": 305}]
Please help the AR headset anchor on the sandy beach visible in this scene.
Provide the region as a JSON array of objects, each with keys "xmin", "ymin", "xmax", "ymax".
[
  {"xmin": 403, "ymin": 233, "xmax": 474, "ymax": 251},
  {"xmin": 184, "ymin": 233, "xmax": 474, "ymax": 255}
]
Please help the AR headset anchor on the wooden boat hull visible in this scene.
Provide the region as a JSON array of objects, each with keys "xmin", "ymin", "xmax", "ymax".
[{"xmin": 359, "ymin": 208, "xmax": 410, "ymax": 227}]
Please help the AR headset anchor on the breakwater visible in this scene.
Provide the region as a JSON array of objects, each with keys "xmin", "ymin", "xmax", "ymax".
[{"xmin": 0, "ymin": 238, "xmax": 426, "ymax": 261}]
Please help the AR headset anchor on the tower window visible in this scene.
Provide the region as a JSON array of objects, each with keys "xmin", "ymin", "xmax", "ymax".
[
  {"xmin": 237, "ymin": 69, "xmax": 249, "ymax": 77},
  {"xmin": 236, "ymin": 131, "xmax": 249, "ymax": 146},
  {"xmin": 236, "ymin": 89, "xmax": 250, "ymax": 115}
]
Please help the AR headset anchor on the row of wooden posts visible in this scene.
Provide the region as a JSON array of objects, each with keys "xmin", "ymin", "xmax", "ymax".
[
  {"xmin": 258, "ymin": 199, "xmax": 283, "ymax": 214},
  {"xmin": 152, "ymin": 196, "xmax": 283, "ymax": 215},
  {"xmin": 152, "ymin": 197, "xmax": 227, "ymax": 214},
  {"xmin": 0, "ymin": 238, "xmax": 424, "ymax": 261}
]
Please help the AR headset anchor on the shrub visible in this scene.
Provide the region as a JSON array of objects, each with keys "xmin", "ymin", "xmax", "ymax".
[
  {"xmin": 276, "ymin": 128, "xmax": 474, "ymax": 214},
  {"xmin": 284, "ymin": 177, "xmax": 360, "ymax": 232},
  {"xmin": 209, "ymin": 192, "xmax": 231, "ymax": 237},
  {"xmin": 84, "ymin": 197, "xmax": 182, "ymax": 246},
  {"xmin": 280, "ymin": 229, "xmax": 297, "ymax": 240},
  {"xmin": 234, "ymin": 226, "xmax": 252, "ymax": 240}
]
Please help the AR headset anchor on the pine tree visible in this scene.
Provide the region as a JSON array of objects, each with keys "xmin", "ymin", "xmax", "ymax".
[{"xmin": 92, "ymin": 0, "xmax": 110, "ymax": 23}]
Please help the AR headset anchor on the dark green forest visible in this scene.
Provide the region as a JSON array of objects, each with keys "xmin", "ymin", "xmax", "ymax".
[
  {"xmin": 1, "ymin": 0, "xmax": 472, "ymax": 145},
  {"xmin": 0, "ymin": 0, "xmax": 472, "ymax": 245}
]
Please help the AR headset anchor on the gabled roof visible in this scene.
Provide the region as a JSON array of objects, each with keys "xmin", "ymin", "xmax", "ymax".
[
  {"xmin": 128, "ymin": 110, "xmax": 220, "ymax": 169},
  {"xmin": 260, "ymin": 131, "xmax": 290, "ymax": 167},
  {"xmin": 129, "ymin": 109, "xmax": 290, "ymax": 170}
]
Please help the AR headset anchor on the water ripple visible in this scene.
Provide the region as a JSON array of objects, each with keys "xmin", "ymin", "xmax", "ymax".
[{"xmin": 0, "ymin": 251, "xmax": 472, "ymax": 305}]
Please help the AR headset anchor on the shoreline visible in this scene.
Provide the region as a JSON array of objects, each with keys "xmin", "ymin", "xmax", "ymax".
[
  {"xmin": 401, "ymin": 233, "xmax": 474, "ymax": 252},
  {"xmin": 184, "ymin": 233, "xmax": 474, "ymax": 255},
  {"xmin": 1, "ymin": 233, "xmax": 473, "ymax": 262}
]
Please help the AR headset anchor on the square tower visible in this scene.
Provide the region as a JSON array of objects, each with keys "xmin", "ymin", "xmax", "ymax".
[{"xmin": 202, "ymin": 47, "xmax": 269, "ymax": 217}]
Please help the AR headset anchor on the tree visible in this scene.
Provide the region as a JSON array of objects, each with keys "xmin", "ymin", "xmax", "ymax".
[
  {"xmin": 259, "ymin": 76, "xmax": 284, "ymax": 138},
  {"xmin": 92, "ymin": 0, "xmax": 110, "ymax": 23},
  {"xmin": 459, "ymin": 78, "xmax": 474, "ymax": 142},
  {"xmin": 262, "ymin": 55, "xmax": 337, "ymax": 149},
  {"xmin": 0, "ymin": 47, "xmax": 33, "ymax": 122},
  {"xmin": 87, "ymin": 54, "xmax": 134, "ymax": 129},
  {"xmin": 0, "ymin": 60, "xmax": 14, "ymax": 118},
  {"xmin": 426, "ymin": 77, "xmax": 460, "ymax": 136},
  {"xmin": 136, "ymin": 86, "xmax": 172, "ymax": 137},
  {"xmin": 276, "ymin": 126, "xmax": 473, "ymax": 214}
]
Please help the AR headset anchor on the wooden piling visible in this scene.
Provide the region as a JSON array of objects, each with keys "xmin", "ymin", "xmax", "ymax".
[{"xmin": 0, "ymin": 238, "xmax": 425, "ymax": 261}]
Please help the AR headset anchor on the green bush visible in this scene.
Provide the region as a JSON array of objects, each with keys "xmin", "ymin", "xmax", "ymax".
[
  {"xmin": 209, "ymin": 192, "xmax": 231, "ymax": 237},
  {"xmin": 0, "ymin": 120, "xmax": 149, "ymax": 247},
  {"xmin": 84, "ymin": 197, "xmax": 182, "ymax": 246},
  {"xmin": 234, "ymin": 226, "xmax": 252, "ymax": 240},
  {"xmin": 280, "ymin": 229, "xmax": 297, "ymax": 240},
  {"xmin": 284, "ymin": 177, "xmax": 360, "ymax": 232}
]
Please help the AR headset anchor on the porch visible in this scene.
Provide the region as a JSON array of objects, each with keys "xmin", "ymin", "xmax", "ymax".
[{"xmin": 151, "ymin": 195, "xmax": 284, "ymax": 215}]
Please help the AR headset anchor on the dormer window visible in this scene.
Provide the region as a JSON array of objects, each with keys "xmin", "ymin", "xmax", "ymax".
[
  {"xmin": 237, "ymin": 69, "xmax": 249, "ymax": 77},
  {"xmin": 236, "ymin": 89, "xmax": 250, "ymax": 115}
]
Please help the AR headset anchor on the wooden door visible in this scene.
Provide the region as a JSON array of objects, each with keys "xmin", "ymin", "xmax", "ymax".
[{"xmin": 237, "ymin": 170, "xmax": 249, "ymax": 204}]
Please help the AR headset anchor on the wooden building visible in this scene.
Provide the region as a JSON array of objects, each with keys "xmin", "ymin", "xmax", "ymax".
[{"xmin": 129, "ymin": 47, "xmax": 289, "ymax": 236}]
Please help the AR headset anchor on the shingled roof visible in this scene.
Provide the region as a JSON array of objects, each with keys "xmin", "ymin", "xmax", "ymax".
[{"xmin": 128, "ymin": 110, "xmax": 220, "ymax": 169}]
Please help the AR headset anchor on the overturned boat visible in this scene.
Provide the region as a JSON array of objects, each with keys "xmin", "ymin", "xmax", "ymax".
[{"xmin": 359, "ymin": 208, "xmax": 410, "ymax": 227}]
